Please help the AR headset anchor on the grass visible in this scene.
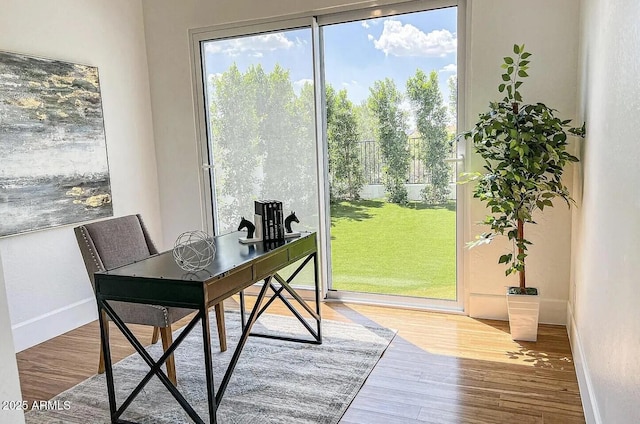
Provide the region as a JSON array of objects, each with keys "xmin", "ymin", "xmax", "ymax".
[{"xmin": 330, "ymin": 199, "xmax": 456, "ymax": 299}]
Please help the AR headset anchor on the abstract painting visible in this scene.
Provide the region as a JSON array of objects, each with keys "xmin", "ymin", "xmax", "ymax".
[{"xmin": 0, "ymin": 51, "xmax": 112, "ymax": 237}]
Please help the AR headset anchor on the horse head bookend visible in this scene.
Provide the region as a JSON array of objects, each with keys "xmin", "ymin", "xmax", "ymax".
[
  {"xmin": 238, "ymin": 216, "xmax": 256, "ymax": 239},
  {"xmin": 285, "ymin": 211, "xmax": 299, "ymax": 234}
]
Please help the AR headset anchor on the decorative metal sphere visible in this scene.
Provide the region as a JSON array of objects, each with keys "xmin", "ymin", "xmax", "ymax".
[{"xmin": 172, "ymin": 230, "xmax": 216, "ymax": 272}]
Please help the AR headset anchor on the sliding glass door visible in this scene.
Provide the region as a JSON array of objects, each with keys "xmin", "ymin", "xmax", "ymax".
[
  {"xmin": 200, "ymin": 28, "xmax": 317, "ymax": 235},
  {"xmin": 192, "ymin": 1, "xmax": 464, "ymax": 308},
  {"xmin": 196, "ymin": 25, "xmax": 319, "ymax": 285},
  {"xmin": 319, "ymin": 5, "xmax": 463, "ymax": 308}
]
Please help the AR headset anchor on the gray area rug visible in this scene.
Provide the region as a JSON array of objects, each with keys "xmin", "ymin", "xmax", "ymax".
[{"xmin": 26, "ymin": 311, "xmax": 395, "ymax": 423}]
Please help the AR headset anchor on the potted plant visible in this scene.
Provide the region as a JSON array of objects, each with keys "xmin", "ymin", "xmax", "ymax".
[{"xmin": 461, "ymin": 44, "xmax": 584, "ymax": 341}]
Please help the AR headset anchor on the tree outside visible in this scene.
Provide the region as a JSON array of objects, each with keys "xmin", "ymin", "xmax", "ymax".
[
  {"xmin": 407, "ymin": 69, "xmax": 451, "ymax": 205},
  {"xmin": 368, "ymin": 78, "xmax": 410, "ymax": 204},
  {"xmin": 326, "ymin": 85, "xmax": 366, "ymax": 201},
  {"xmin": 208, "ymin": 64, "xmax": 317, "ymax": 233}
]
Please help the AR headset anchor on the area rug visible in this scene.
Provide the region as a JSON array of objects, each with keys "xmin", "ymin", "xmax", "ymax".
[{"xmin": 26, "ymin": 311, "xmax": 395, "ymax": 423}]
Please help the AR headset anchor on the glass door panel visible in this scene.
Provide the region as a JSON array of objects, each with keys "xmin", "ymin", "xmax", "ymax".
[
  {"xmin": 321, "ymin": 7, "xmax": 459, "ymax": 300},
  {"xmin": 201, "ymin": 28, "xmax": 318, "ymax": 286}
]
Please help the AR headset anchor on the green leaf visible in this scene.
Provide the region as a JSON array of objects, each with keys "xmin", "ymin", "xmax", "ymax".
[
  {"xmin": 521, "ymin": 52, "xmax": 532, "ymax": 59},
  {"xmin": 513, "ymin": 44, "xmax": 520, "ymax": 54},
  {"xmin": 518, "ymin": 70, "xmax": 528, "ymax": 77},
  {"xmin": 499, "ymin": 254, "xmax": 512, "ymax": 264},
  {"xmin": 504, "ymin": 56, "xmax": 514, "ymax": 64},
  {"xmin": 498, "ymin": 83, "xmax": 506, "ymax": 92},
  {"xmin": 502, "ymin": 74, "xmax": 510, "ymax": 81}
]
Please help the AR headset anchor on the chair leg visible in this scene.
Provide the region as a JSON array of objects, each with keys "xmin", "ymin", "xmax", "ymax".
[
  {"xmin": 160, "ymin": 326, "xmax": 177, "ymax": 386},
  {"xmin": 98, "ymin": 337, "xmax": 106, "ymax": 374},
  {"xmin": 215, "ymin": 302, "xmax": 227, "ymax": 352},
  {"xmin": 151, "ymin": 326, "xmax": 160, "ymax": 344},
  {"xmin": 98, "ymin": 312, "xmax": 109, "ymax": 374}
]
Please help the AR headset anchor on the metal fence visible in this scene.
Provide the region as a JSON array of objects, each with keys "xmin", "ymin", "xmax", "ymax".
[{"xmin": 359, "ymin": 139, "xmax": 431, "ymax": 185}]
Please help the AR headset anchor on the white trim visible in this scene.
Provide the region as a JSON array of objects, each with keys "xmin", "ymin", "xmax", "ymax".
[
  {"xmin": 326, "ymin": 290, "xmax": 463, "ymax": 312},
  {"xmin": 317, "ymin": 0, "xmax": 456, "ymax": 26},
  {"xmin": 11, "ymin": 297, "xmax": 96, "ymax": 352},
  {"xmin": 567, "ymin": 303, "xmax": 601, "ymax": 424},
  {"xmin": 312, "ymin": 18, "xmax": 332, "ymax": 298},
  {"xmin": 456, "ymin": 0, "xmax": 467, "ymax": 311},
  {"xmin": 189, "ymin": 30, "xmax": 215, "ymax": 234},
  {"xmin": 460, "ymin": 0, "xmax": 473, "ymax": 315},
  {"xmin": 190, "ymin": 17, "xmax": 312, "ymax": 40},
  {"xmin": 188, "ymin": 0, "xmax": 453, "ymax": 38}
]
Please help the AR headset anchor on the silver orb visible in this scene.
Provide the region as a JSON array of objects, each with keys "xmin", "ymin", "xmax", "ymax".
[{"xmin": 173, "ymin": 231, "xmax": 216, "ymax": 272}]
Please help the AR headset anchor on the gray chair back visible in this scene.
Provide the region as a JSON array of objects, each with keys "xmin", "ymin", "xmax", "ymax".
[{"xmin": 74, "ymin": 214, "xmax": 157, "ymax": 289}]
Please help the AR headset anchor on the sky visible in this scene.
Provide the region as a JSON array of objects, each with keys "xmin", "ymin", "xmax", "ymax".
[{"xmin": 203, "ymin": 6, "xmax": 457, "ymax": 124}]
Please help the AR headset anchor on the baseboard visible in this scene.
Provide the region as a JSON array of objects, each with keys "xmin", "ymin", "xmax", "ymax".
[
  {"xmin": 566, "ymin": 304, "xmax": 601, "ymax": 424},
  {"xmin": 468, "ymin": 293, "xmax": 567, "ymax": 324},
  {"xmin": 11, "ymin": 297, "xmax": 97, "ymax": 352}
]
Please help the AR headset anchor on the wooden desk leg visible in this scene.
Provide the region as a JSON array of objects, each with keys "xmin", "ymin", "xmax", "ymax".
[
  {"xmin": 215, "ymin": 303, "xmax": 227, "ymax": 352},
  {"xmin": 152, "ymin": 326, "xmax": 160, "ymax": 344},
  {"xmin": 160, "ymin": 326, "xmax": 177, "ymax": 386}
]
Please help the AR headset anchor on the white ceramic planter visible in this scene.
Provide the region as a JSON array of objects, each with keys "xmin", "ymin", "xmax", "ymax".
[{"xmin": 506, "ymin": 290, "xmax": 540, "ymax": 342}]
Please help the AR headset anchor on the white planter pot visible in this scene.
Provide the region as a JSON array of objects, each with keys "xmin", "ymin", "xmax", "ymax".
[{"xmin": 506, "ymin": 289, "xmax": 540, "ymax": 342}]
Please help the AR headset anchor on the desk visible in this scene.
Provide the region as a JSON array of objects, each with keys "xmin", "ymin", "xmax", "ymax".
[{"xmin": 94, "ymin": 231, "xmax": 321, "ymax": 424}]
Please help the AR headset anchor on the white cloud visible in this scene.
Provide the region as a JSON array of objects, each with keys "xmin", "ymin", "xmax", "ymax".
[
  {"xmin": 362, "ymin": 21, "xmax": 370, "ymax": 29},
  {"xmin": 205, "ymin": 33, "xmax": 294, "ymax": 56},
  {"xmin": 294, "ymin": 78, "xmax": 313, "ymax": 89},
  {"xmin": 367, "ymin": 34, "xmax": 374, "ymax": 41},
  {"xmin": 372, "ymin": 19, "xmax": 457, "ymax": 57},
  {"xmin": 341, "ymin": 80, "xmax": 360, "ymax": 88},
  {"xmin": 439, "ymin": 63, "xmax": 457, "ymax": 73}
]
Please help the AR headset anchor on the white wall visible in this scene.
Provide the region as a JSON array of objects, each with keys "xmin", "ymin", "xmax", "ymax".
[
  {"xmin": 0, "ymin": 0, "xmax": 162, "ymax": 351},
  {"xmin": 465, "ymin": 0, "xmax": 580, "ymax": 324},
  {"xmin": 568, "ymin": 0, "xmax": 640, "ymax": 422},
  {"xmin": 0, "ymin": 252, "xmax": 25, "ymax": 424}
]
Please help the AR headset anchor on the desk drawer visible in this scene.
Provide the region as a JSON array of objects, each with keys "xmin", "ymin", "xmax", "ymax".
[
  {"xmin": 206, "ymin": 265, "xmax": 253, "ymax": 303},
  {"xmin": 254, "ymin": 249, "xmax": 288, "ymax": 279},
  {"xmin": 288, "ymin": 234, "xmax": 316, "ymax": 262}
]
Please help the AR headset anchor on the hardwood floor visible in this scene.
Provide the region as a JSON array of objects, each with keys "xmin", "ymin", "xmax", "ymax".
[{"xmin": 16, "ymin": 298, "xmax": 585, "ymax": 423}]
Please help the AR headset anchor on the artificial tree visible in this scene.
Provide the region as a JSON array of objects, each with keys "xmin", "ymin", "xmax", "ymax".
[{"xmin": 462, "ymin": 44, "xmax": 583, "ymax": 295}]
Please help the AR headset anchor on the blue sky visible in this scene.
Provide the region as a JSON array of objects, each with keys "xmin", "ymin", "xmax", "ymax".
[{"xmin": 203, "ymin": 7, "xmax": 457, "ymax": 119}]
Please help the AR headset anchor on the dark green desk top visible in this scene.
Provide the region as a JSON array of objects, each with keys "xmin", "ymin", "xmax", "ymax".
[{"xmin": 98, "ymin": 231, "xmax": 315, "ymax": 284}]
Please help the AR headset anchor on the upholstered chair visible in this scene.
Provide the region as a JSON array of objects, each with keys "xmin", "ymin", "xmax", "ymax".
[{"xmin": 74, "ymin": 214, "xmax": 227, "ymax": 385}]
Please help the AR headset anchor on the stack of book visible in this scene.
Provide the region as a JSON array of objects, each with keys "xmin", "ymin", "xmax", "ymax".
[{"xmin": 254, "ymin": 200, "xmax": 284, "ymax": 242}]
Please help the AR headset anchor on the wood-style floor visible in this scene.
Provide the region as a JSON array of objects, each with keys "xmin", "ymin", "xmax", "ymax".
[{"xmin": 16, "ymin": 298, "xmax": 585, "ymax": 423}]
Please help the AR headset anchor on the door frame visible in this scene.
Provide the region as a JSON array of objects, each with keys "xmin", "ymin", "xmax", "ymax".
[{"xmin": 188, "ymin": 0, "xmax": 468, "ymax": 313}]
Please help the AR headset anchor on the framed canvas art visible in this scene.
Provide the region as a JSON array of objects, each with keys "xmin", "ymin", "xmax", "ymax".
[{"xmin": 0, "ymin": 51, "xmax": 113, "ymax": 237}]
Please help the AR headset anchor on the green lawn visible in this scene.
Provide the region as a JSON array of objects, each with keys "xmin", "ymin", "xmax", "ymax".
[{"xmin": 330, "ymin": 199, "xmax": 456, "ymax": 299}]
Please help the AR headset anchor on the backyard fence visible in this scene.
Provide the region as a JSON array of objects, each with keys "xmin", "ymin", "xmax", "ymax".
[{"xmin": 358, "ymin": 139, "xmax": 452, "ymax": 185}]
